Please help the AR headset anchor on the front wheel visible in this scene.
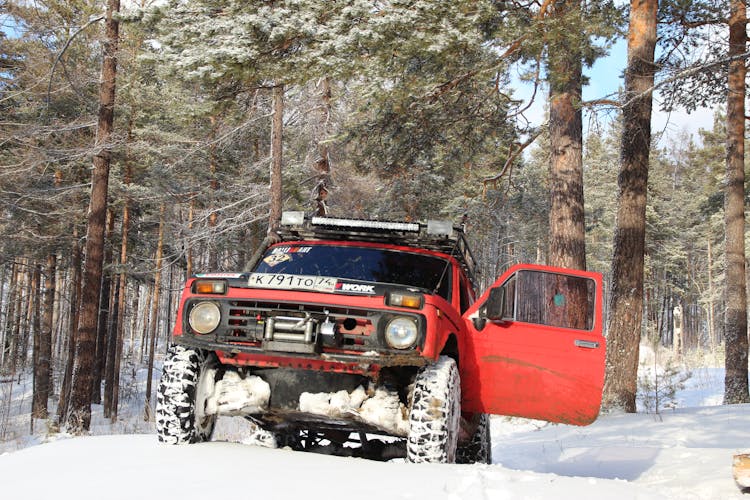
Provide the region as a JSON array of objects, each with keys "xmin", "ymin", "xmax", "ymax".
[
  {"xmin": 457, "ymin": 413, "xmax": 492, "ymax": 464},
  {"xmin": 156, "ymin": 345, "xmax": 217, "ymax": 444},
  {"xmin": 406, "ymin": 356, "xmax": 461, "ymax": 463}
]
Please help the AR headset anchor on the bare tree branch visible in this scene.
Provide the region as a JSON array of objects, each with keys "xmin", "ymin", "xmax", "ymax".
[
  {"xmin": 46, "ymin": 15, "xmax": 105, "ymax": 113},
  {"xmin": 482, "ymin": 127, "xmax": 544, "ymax": 191}
]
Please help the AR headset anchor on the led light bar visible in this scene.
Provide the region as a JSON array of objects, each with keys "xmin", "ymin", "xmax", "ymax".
[{"xmin": 311, "ymin": 216, "xmax": 420, "ymax": 233}]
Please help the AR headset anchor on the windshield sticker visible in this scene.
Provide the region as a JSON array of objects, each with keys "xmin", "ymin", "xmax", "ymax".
[
  {"xmin": 336, "ymin": 282, "xmax": 376, "ymax": 294},
  {"xmin": 263, "ymin": 254, "xmax": 292, "ymax": 267},
  {"xmin": 271, "ymin": 246, "xmax": 312, "ymax": 255}
]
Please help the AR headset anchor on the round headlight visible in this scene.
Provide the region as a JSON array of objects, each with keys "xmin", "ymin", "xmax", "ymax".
[
  {"xmin": 189, "ymin": 302, "xmax": 221, "ymax": 334},
  {"xmin": 384, "ymin": 316, "xmax": 418, "ymax": 349}
]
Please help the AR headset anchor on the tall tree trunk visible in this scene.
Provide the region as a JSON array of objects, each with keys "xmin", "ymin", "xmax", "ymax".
[
  {"xmin": 673, "ymin": 302, "xmax": 683, "ymax": 360},
  {"xmin": 31, "ymin": 264, "xmax": 44, "ymax": 424},
  {"xmin": 547, "ymin": 0, "xmax": 585, "ymax": 270},
  {"xmin": 601, "ymin": 0, "xmax": 657, "ymax": 413},
  {"xmin": 21, "ymin": 262, "xmax": 34, "ymax": 372},
  {"xmin": 129, "ymin": 284, "xmax": 139, "ymax": 356},
  {"xmin": 52, "ymin": 255, "xmax": 63, "ymax": 367},
  {"xmin": 110, "ymin": 282, "xmax": 125, "ymax": 420},
  {"xmin": 707, "ymin": 237, "xmax": 716, "ymax": 349},
  {"xmin": 11, "ymin": 262, "xmax": 25, "ymax": 374},
  {"xmin": 67, "ymin": 0, "xmax": 120, "ymax": 433},
  {"xmin": 106, "ymin": 171, "xmax": 131, "ymax": 420},
  {"xmin": 103, "ymin": 274, "xmax": 119, "ymax": 419},
  {"xmin": 1, "ymin": 261, "xmax": 19, "ymax": 375},
  {"xmin": 9, "ymin": 261, "xmax": 24, "ymax": 376},
  {"xmin": 165, "ymin": 265, "xmax": 175, "ymax": 345},
  {"xmin": 139, "ymin": 283, "xmax": 153, "ymax": 363},
  {"xmin": 0, "ymin": 263, "xmax": 7, "ymax": 372},
  {"xmin": 144, "ymin": 204, "xmax": 166, "ymax": 421},
  {"xmin": 269, "ymin": 84, "xmax": 284, "ymax": 238},
  {"xmin": 186, "ymin": 200, "xmax": 194, "ymax": 278},
  {"xmin": 93, "ymin": 209, "xmax": 116, "ymax": 404},
  {"xmin": 32, "ymin": 255, "xmax": 55, "ymax": 420},
  {"xmin": 208, "ymin": 115, "xmax": 220, "ymax": 268},
  {"xmin": 312, "ymin": 78, "xmax": 332, "ymax": 215},
  {"xmin": 57, "ymin": 234, "xmax": 82, "ymax": 427},
  {"xmin": 724, "ymin": 0, "xmax": 749, "ymax": 405}
]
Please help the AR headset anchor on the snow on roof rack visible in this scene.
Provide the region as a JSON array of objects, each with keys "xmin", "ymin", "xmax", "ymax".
[{"xmin": 277, "ymin": 212, "xmax": 478, "ymax": 287}]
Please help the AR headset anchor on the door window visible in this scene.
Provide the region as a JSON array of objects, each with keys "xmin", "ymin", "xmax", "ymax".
[{"xmin": 503, "ymin": 270, "xmax": 595, "ymax": 331}]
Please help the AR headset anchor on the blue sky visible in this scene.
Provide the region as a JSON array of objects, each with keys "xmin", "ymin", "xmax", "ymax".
[{"xmin": 514, "ymin": 37, "xmax": 717, "ymax": 146}]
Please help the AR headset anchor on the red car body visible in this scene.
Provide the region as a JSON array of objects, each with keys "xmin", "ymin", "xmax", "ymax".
[{"xmin": 171, "ymin": 219, "xmax": 606, "ymax": 427}]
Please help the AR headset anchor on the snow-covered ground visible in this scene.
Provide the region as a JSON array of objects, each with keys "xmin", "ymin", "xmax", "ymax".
[
  {"xmin": 2, "ymin": 403, "xmax": 749, "ymax": 499},
  {"xmin": 1, "ymin": 360, "xmax": 748, "ymax": 499}
]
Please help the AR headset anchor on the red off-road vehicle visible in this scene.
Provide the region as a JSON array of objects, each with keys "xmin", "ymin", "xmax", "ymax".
[{"xmin": 156, "ymin": 212, "xmax": 606, "ymax": 463}]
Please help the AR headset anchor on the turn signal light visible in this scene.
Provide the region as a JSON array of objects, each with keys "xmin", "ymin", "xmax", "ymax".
[
  {"xmin": 386, "ymin": 291, "xmax": 423, "ymax": 309},
  {"xmin": 193, "ymin": 279, "xmax": 227, "ymax": 295}
]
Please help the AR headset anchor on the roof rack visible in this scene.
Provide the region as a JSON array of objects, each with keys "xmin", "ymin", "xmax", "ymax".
[{"xmin": 276, "ymin": 212, "xmax": 478, "ymax": 286}]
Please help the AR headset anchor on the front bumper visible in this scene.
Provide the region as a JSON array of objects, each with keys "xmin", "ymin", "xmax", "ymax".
[{"xmin": 173, "ymin": 334, "xmax": 431, "ymax": 375}]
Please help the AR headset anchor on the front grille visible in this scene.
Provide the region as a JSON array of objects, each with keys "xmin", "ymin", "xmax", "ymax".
[{"xmin": 187, "ymin": 299, "xmax": 378, "ymax": 351}]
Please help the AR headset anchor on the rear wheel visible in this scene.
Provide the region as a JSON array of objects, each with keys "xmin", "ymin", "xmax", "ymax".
[
  {"xmin": 406, "ymin": 356, "xmax": 460, "ymax": 463},
  {"xmin": 156, "ymin": 345, "xmax": 217, "ymax": 444},
  {"xmin": 457, "ymin": 413, "xmax": 492, "ymax": 464}
]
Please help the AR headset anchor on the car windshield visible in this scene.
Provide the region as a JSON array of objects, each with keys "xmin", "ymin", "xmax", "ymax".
[{"xmin": 253, "ymin": 243, "xmax": 451, "ymax": 299}]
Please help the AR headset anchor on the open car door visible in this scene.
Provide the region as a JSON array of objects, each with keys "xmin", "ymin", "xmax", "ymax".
[{"xmin": 460, "ymin": 264, "xmax": 606, "ymax": 425}]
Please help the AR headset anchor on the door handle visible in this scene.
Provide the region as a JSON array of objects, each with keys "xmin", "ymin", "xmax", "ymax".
[{"xmin": 574, "ymin": 339, "xmax": 600, "ymax": 349}]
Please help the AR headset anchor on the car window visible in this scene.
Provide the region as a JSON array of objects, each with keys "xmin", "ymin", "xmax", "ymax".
[
  {"xmin": 502, "ymin": 270, "xmax": 594, "ymax": 331},
  {"xmin": 254, "ymin": 244, "xmax": 453, "ymax": 300}
]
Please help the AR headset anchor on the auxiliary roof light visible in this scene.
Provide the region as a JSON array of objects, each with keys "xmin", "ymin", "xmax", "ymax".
[
  {"xmin": 311, "ymin": 216, "xmax": 420, "ymax": 232},
  {"xmin": 426, "ymin": 220, "xmax": 454, "ymax": 238},
  {"xmin": 280, "ymin": 211, "xmax": 306, "ymax": 226}
]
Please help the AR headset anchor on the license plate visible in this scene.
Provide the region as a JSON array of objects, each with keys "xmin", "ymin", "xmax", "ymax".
[{"xmin": 248, "ymin": 273, "xmax": 337, "ymax": 292}]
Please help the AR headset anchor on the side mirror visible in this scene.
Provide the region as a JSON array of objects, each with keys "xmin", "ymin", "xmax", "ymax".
[
  {"xmin": 485, "ymin": 287, "xmax": 506, "ymax": 321},
  {"xmin": 473, "ymin": 287, "xmax": 507, "ymax": 330}
]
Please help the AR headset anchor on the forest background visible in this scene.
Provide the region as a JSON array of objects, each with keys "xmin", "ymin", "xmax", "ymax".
[{"xmin": 0, "ymin": 0, "xmax": 748, "ymax": 438}]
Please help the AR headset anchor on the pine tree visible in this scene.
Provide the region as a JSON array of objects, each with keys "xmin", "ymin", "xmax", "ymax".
[
  {"xmin": 723, "ymin": 0, "xmax": 748, "ymax": 404},
  {"xmin": 602, "ymin": 0, "xmax": 658, "ymax": 413},
  {"xmin": 66, "ymin": 0, "xmax": 121, "ymax": 433},
  {"xmin": 546, "ymin": 0, "xmax": 586, "ymax": 270}
]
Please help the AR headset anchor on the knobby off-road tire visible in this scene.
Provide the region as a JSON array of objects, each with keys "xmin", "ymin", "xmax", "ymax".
[
  {"xmin": 406, "ymin": 356, "xmax": 461, "ymax": 463},
  {"xmin": 156, "ymin": 345, "xmax": 217, "ymax": 444},
  {"xmin": 456, "ymin": 413, "xmax": 492, "ymax": 464}
]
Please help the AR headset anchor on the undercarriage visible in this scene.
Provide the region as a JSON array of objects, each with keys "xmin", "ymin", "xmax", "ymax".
[
  {"xmin": 156, "ymin": 345, "xmax": 489, "ymax": 463},
  {"xmin": 251, "ymin": 413, "xmax": 407, "ymax": 461}
]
